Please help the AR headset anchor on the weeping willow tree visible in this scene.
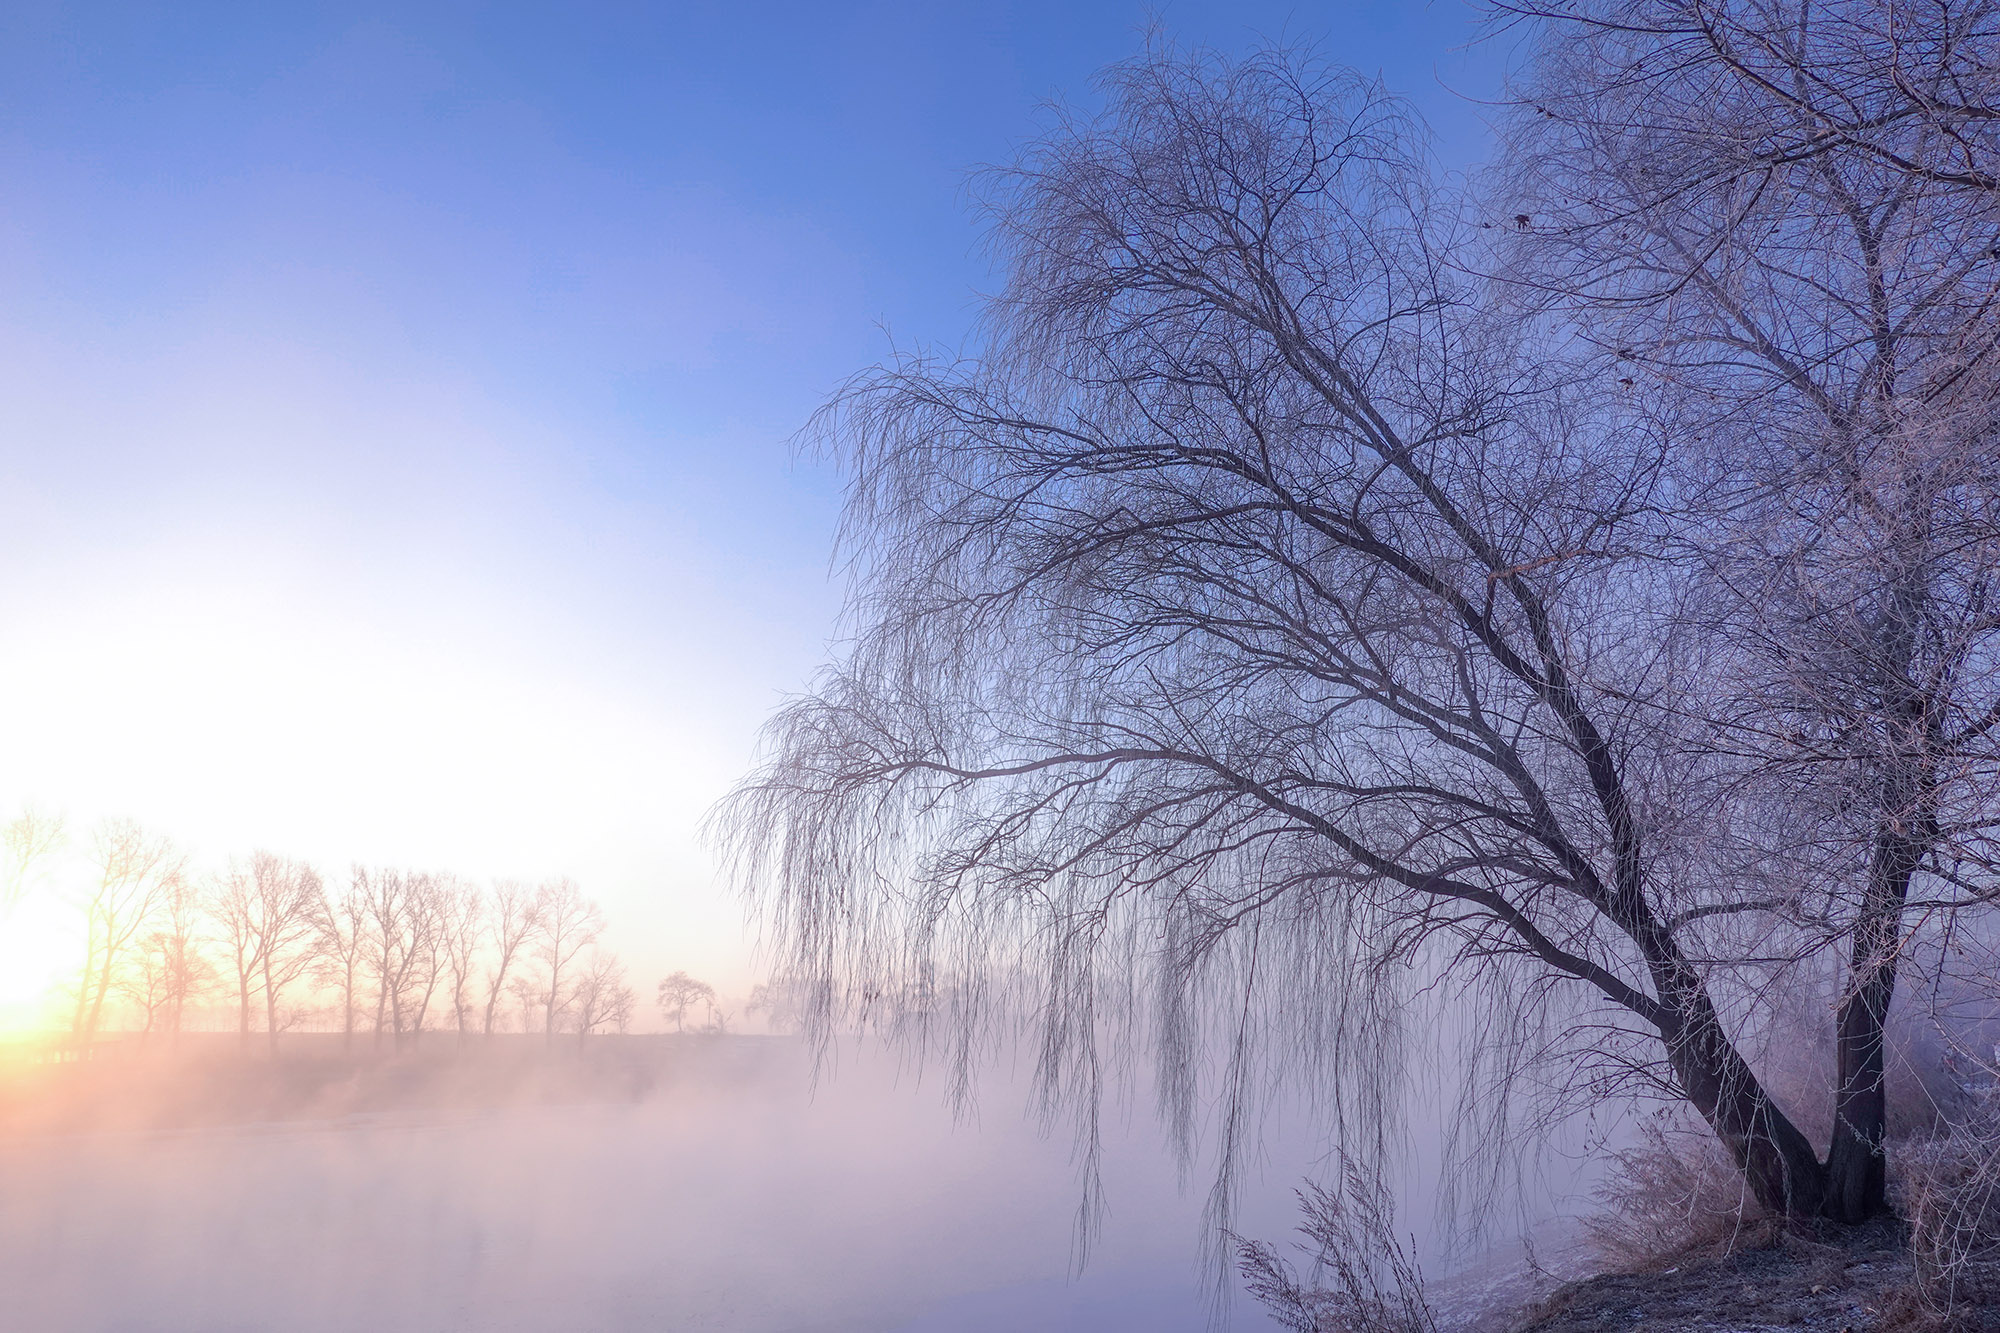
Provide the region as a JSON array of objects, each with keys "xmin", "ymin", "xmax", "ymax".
[
  {"xmin": 1498, "ymin": 0, "xmax": 2000, "ymax": 1223},
  {"xmin": 718, "ymin": 31, "xmax": 1998, "ymax": 1230}
]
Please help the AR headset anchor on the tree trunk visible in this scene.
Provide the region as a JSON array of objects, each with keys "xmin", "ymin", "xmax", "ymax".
[
  {"xmin": 69, "ymin": 934, "xmax": 96, "ymax": 1041},
  {"xmin": 262, "ymin": 955, "xmax": 280, "ymax": 1059},
  {"xmin": 1659, "ymin": 973, "xmax": 1827, "ymax": 1217},
  {"xmin": 1825, "ymin": 988, "xmax": 1892, "ymax": 1223},
  {"xmin": 86, "ymin": 949, "xmax": 115, "ymax": 1041},
  {"xmin": 1823, "ymin": 819, "xmax": 1924, "ymax": 1222},
  {"xmin": 237, "ymin": 968, "xmax": 253, "ymax": 1049}
]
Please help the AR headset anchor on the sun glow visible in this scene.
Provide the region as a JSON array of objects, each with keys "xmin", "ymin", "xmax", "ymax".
[{"xmin": 0, "ymin": 892, "xmax": 79, "ymax": 1026}]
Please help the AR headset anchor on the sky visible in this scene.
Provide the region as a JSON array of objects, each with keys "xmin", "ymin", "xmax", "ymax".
[{"xmin": 0, "ymin": 1, "xmax": 1513, "ymax": 1013}]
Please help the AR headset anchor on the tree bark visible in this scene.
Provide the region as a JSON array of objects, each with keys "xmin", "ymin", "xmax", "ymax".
[
  {"xmin": 237, "ymin": 966, "xmax": 253, "ymax": 1049},
  {"xmin": 1823, "ymin": 821, "xmax": 1924, "ymax": 1222},
  {"xmin": 262, "ymin": 954, "xmax": 280, "ymax": 1059},
  {"xmin": 1664, "ymin": 988, "xmax": 1828, "ymax": 1218}
]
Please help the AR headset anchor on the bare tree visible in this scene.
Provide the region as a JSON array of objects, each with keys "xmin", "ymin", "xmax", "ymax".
[
  {"xmin": 746, "ymin": 978, "xmax": 807, "ymax": 1035},
  {"xmin": 316, "ymin": 870, "xmax": 371, "ymax": 1050},
  {"xmin": 481, "ymin": 879, "xmax": 540, "ymax": 1037},
  {"xmin": 124, "ymin": 872, "xmax": 212, "ymax": 1045},
  {"xmin": 362, "ymin": 869, "xmax": 399, "ymax": 1037},
  {"xmin": 213, "ymin": 852, "xmax": 327, "ymax": 1056},
  {"xmin": 1502, "ymin": 0, "xmax": 2000, "ymax": 1222},
  {"xmin": 508, "ymin": 973, "xmax": 540, "ymax": 1034},
  {"xmin": 247, "ymin": 852, "xmax": 325, "ymax": 1058},
  {"xmin": 358, "ymin": 867, "xmax": 436, "ymax": 1046},
  {"xmin": 717, "ymin": 40, "xmax": 1901, "ymax": 1228},
  {"xmin": 214, "ymin": 864, "xmax": 263, "ymax": 1048},
  {"xmin": 1488, "ymin": 1, "xmax": 2000, "ymax": 196},
  {"xmin": 70, "ymin": 820, "xmax": 182, "ymax": 1043},
  {"xmin": 571, "ymin": 950, "xmax": 636, "ymax": 1042},
  {"xmin": 438, "ymin": 876, "xmax": 485, "ymax": 1038},
  {"xmin": 1, "ymin": 807, "xmax": 62, "ymax": 914},
  {"xmin": 530, "ymin": 878, "xmax": 601, "ymax": 1041},
  {"xmin": 656, "ymin": 970, "xmax": 716, "ymax": 1035},
  {"xmin": 399, "ymin": 873, "xmax": 449, "ymax": 1040}
]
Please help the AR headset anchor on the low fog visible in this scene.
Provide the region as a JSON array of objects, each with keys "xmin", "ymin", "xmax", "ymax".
[{"xmin": 0, "ymin": 1036, "xmax": 1470, "ymax": 1332}]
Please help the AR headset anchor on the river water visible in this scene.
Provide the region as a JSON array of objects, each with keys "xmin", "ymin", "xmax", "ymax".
[{"xmin": 0, "ymin": 1039, "xmax": 1565, "ymax": 1331}]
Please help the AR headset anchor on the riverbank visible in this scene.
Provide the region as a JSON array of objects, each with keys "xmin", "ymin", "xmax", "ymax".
[{"xmin": 1515, "ymin": 1218, "xmax": 1996, "ymax": 1333}]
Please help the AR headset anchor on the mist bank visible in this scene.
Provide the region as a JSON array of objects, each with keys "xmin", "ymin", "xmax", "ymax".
[
  {"xmin": 0, "ymin": 1035, "xmax": 1356, "ymax": 1332},
  {"xmin": 0, "ymin": 1031, "xmax": 781, "ymax": 1138}
]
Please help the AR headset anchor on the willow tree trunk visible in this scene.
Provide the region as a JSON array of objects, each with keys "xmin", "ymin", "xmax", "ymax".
[{"xmin": 1823, "ymin": 811, "xmax": 1928, "ymax": 1222}]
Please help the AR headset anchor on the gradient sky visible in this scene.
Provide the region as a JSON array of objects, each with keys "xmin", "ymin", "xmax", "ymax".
[{"xmin": 0, "ymin": 2, "xmax": 1510, "ymax": 1006}]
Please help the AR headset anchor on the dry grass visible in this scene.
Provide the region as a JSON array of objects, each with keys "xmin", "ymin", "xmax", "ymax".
[
  {"xmin": 1585, "ymin": 1115, "xmax": 1777, "ymax": 1271},
  {"xmin": 1232, "ymin": 1156, "xmax": 1439, "ymax": 1333},
  {"xmin": 1893, "ymin": 1092, "xmax": 2000, "ymax": 1317}
]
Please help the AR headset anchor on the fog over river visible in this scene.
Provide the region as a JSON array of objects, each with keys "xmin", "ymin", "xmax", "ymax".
[
  {"xmin": 2, "ymin": 1042, "xmax": 1241, "ymax": 1331},
  {"xmin": 0, "ymin": 1039, "xmax": 1580, "ymax": 1332}
]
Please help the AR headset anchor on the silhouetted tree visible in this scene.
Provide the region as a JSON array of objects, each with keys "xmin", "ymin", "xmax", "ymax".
[
  {"xmin": 358, "ymin": 867, "xmax": 441, "ymax": 1046},
  {"xmin": 71, "ymin": 820, "xmax": 181, "ymax": 1043},
  {"xmin": 438, "ymin": 876, "xmax": 485, "ymax": 1038},
  {"xmin": 316, "ymin": 871, "xmax": 371, "ymax": 1050},
  {"xmin": 746, "ymin": 979, "xmax": 807, "ymax": 1035},
  {"xmin": 399, "ymin": 873, "xmax": 449, "ymax": 1039},
  {"xmin": 253, "ymin": 853, "xmax": 324, "ymax": 1057},
  {"xmin": 215, "ymin": 865, "xmax": 263, "ymax": 1048},
  {"xmin": 125, "ymin": 871, "xmax": 211, "ymax": 1044},
  {"xmin": 571, "ymin": 950, "xmax": 636, "ymax": 1042},
  {"xmin": 530, "ymin": 878, "xmax": 601, "ymax": 1041},
  {"xmin": 481, "ymin": 878, "xmax": 541, "ymax": 1037},
  {"xmin": 656, "ymin": 971, "xmax": 715, "ymax": 1035},
  {"xmin": 508, "ymin": 973, "xmax": 540, "ymax": 1034},
  {"xmin": 1, "ymin": 807, "xmax": 62, "ymax": 913}
]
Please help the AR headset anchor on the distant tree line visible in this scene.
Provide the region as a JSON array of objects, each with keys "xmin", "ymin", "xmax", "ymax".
[{"xmin": 1, "ymin": 810, "xmax": 735, "ymax": 1055}]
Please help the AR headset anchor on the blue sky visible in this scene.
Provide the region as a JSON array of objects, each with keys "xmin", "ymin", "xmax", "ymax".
[{"xmin": 0, "ymin": 2, "xmax": 1511, "ymax": 1004}]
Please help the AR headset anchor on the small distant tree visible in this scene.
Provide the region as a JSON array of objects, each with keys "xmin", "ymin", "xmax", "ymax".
[
  {"xmin": 124, "ymin": 872, "xmax": 212, "ymax": 1045},
  {"xmin": 358, "ymin": 867, "xmax": 441, "ymax": 1046},
  {"xmin": 481, "ymin": 879, "xmax": 541, "ymax": 1037},
  {"xmin": 249, "ymin": 852, "xmax": 325, "ymax": 1058},
  {"xmin": 530, "ymin": 878, "xmax": 602, "ymax": 1041},
  {"xmin": 356, "ymin": 866, "xmax": 409, "ymax": 1043},
  {"xmin": 656, "ymin": 971, "xmax": 715, "ymax": 1035},
  {"xmin": 215, "ymin": 865, "xmax": 262, "ymax": 1047},
  {"xmin": 399, "ymin": 873, "xmax": 449, "ymax": 1039},
  {"xmin": 1, "ymin": 807, "xmax": 62, "ymax": 913},
  {"xmin": 746, "ymin": 979, "xmax": 806, "ymax": 1035},
  {"xmin": 71, "ymin": 820, "xmax": 182, "ymax": 1043},
  {"xmin": 571, "ymin": 950, "xmax": 636, "ymax": 1043},
  {"xmin": 438, "ymin": 876, "xmax": 485, "ymax": 1038},
  {"xmin": 507, "ymin": 973, "xmax": 540, "ymax": 1034},
  {"xmin": 316, "ymin": 872, "xmax": 371, "ymax": 1050}
]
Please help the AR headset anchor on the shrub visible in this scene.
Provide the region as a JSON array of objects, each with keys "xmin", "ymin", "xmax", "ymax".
[
  {"xmin": 1231, "ymin": 1157, "xmax": 1437, "ymax": 1333},
  {"xmin": 1896, "ymin": 1092, "xmax": 2000, "ymax": 1315},
  {"xmin": 1587, "ymin": 1114, "xmax": 1773, "ymax": 1269}
]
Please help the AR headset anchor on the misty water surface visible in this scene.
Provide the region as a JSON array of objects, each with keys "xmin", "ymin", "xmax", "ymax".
[{"xmin": 0, "ymin": 1040, "xmax": 1322, "ymax": 1332}]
